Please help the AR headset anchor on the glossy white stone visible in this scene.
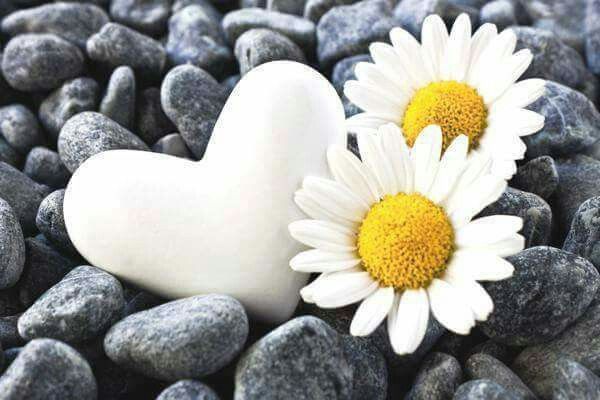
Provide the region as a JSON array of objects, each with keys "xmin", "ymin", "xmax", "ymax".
[{"xmin": 63, "ymin": 61, "xmax": 346, "ymax": 323}]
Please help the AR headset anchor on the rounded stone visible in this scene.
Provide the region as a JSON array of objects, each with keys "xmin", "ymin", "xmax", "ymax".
[
  {"xmin": 23, "ymin": 147, "xmax": 70, "ymax": 189},
  {"xmin": 510, "ymin": 156, "xmax": 559, "ymax": 201},
  {"xmin": 553, "ymin": 358, "xmax": 600, "ymax": 400},
  {"xmin": 110, "ymin": 0, "xmax": 171, "ymax": 36},
  {"xmin": 393, "ymin": 0, "xmax": 446, "ymax": 38},
  {"xmin": 564, "ymin": 196, "xmax": 600, "ymax": 269},
  {"xmin": 0, "ymin": 137, "xmax": 22, "ymax": 168},
  {"xmin": 152, "ymin": 133, "xmax": 193, "ymax": 159},
  {"xmin": 454, "ymin": 380, "xmax": 518, "ymax": 400},
  {"xmin": 0, "ymin": 199, "xmax": 25, "ymax": 290},
  {"xmin": 35, "ymin": 189, "xmax": 77, "ymax": 256},
  {"xmin": 0, "ymin": 104, "xmax": 44, "ymax": 154},
  {"xmin": 342, "ymin": 336, "xmax": 387, "ymax": 400},
  {"xmin": 405, "ymin": 352, "xmax": 462, "ymax": 400},
  {"xmin": 267, "ymin": 0, "xmax": 306, "ymax": 15},
  {"xmin": 480, "ymin": 0, "xmax": 517, "ymax": 31},
  {"xmin": 99, "ymin": 66, "xmax": 136, "ymax": 130},
  {"xmin": 157, "ymin": 380, "xmax": 220, "ymax": 400},
  {"xmin": 135, "ymin": 87, "xmax": 176, "ymax": 145}
]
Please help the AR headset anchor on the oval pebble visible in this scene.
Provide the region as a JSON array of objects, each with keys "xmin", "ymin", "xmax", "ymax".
[{"xmin": 0, "ymin": 199, "xmax": 24, "ymax": 290}]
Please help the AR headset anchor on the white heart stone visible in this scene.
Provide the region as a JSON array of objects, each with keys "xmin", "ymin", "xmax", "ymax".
[{"xmin": 63, "ymin": 61, "xmax": 346, "ymax": 324}]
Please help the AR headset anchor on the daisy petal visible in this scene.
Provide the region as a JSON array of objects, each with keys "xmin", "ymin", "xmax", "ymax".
[
  {"xmin": 490, "ymin": 158, "xmax": 518, "ymax": 180},
  {"xmin": 445, "ymin": 250, "xmax": 515, "ymax": 281},
  {"xmin": 354, "ymin": 62, "xmax": 411, "ymax": 105},
  {"xmin": 428, "ymin": 135, "xmax": 469, "ymax": 204},
  {"xmin": 379, "ymin": 123, "xmax": 413, "ymax": 193},
  {"xmin": 448, "ymin": 175, "xmax": 507, "ymax": 228},
  {"xmin": 357, "ymin": 131, "xmax": 397, "ymax": 195},
  {"xmin": 491, "ymin": 79, "xmax": 546, "ymax": 111},
  {"xmin": 456, "ymin": 215, "xmax": 523, "ymax": 248},
  {"xmin": 300, "ymin": 273, "xmax": 330, "ymax": 304},
  {"xmin": 346, "ymin": 113, "xmax": 395, "ymax": 134},
  {"xmin": 469, "ymin": 29, "xmax": 517, "ymax": 89},
  {"xmin": 369, "ymin": 42, "xmax": 416, "ymax": 94},
  {"xmin": 411, "ymin": 125, "xmax": 442, "ymax": 195},
  {"xmin": 390, "ymin": 27, "xmax": 431, "ymax": 87},
  {"xmin": 327, "ymin": 146, "xmax": 380, "ymax": 205},
  {"xmin": 312, "ymin": 269, "xmax": 379, "ymax": 308},
  {"xmin": 350, "ymin": 286, "xmax": 395, "ymax": 336},
  {"xmin": 427, "ymin": 278, "xmax": 475, "ymax": 335},
  {"xmin": 480, "ymin": 49, "xmax": 534, "ymax": 104},
  {"xmin": 466, "ymin": 23, "xmax": 497, "ymax": 82},
  {"xmin": 344, "ymin": 80, "xmax": 404, "ymax": 120},
  {"xmin": 290, "ymin": 249, "xmax": 361, "ymax": 273},
  {"xmin": 421, "ymin": 14, "xmax": 448, "ymax": 81},
  {"xmin": 389, "ymin": 288, "xmax": 429, "ymax": 355},
  {"xmin": 441, "ymin": 13, "xmax": 472, "ymax": 82},
  {"xmin": 288, "ymin": 220, "xmax": 356, "ymax": 252},
  {"xmin": 302, "ymin": 176, "xmax": 369, "ymax": 222},
  {"xmin": 294, "ymin": 190, "xmax": 357, "ymax": 228},
  {"xmin": 443, "ymin": 274, "xmax": 494, "ymax": 322},
  {"xmin": 465, "ymin": 233, "xmax": 525, "ymax": 257},
  {"xmin": 488, "ymin": 108, "xmax": 545, "ymax": 137}
]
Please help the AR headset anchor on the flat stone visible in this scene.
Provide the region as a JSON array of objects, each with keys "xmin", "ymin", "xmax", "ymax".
[
  {"xmin": 157, "ymin": 380, "xmax": 220, "ymax": 400},
  {"xmin": 465, "ymin": 353, "xmax": 535, "ymax": 399},
  {"xmin": 99, "ymin": 66, "xmax": 136, "ymax": 130},
  {"xmin": 23, "ymin": 147, "xmax": 70, "ymax": 189},
  {"xmin": 0, "ymin": 104, "xmax": 44, "ymax": 154},
  {"xmin": 406, "ymin": 352, "xmax": 462, "ymax": 400},
  {"xmin": 0, "ymin": 199, "xmax": 24, "ymax": 290},
  {"xmin": 510, "ymin": 156, "xmax": 559, "ymax": 201},
  {"xmin": 553, "ymin": 358, "xmax": 600, "ymax": 400},
  {"xmin": 35, "ymin": 190, "xmax": 78, "ymax": 256}
]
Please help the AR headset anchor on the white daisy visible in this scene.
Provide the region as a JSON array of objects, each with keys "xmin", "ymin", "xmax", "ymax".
[
  {"xmin": 289, "ymin": 123, "xmax": 525, "ymax": 355},
  {"xmin": 344, "ymin": 13, "xmax": 546, "ymax": 179}
]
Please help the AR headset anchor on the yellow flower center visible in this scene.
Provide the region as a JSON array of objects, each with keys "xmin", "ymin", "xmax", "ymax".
[
  {"xmin": 357, "ymin": 193, "xmax": 454, "ymax": 290},
  {"xmin": 402, "ymin": 81, "xmax": 488, "ymax": 151}
]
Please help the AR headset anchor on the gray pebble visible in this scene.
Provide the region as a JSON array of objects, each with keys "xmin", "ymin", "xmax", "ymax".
[
  {"xmin": 453, "ymin": 379, "xmax": 518, "ymax": 400},
  {"xmin": 563, "ymin": 196, "xmax": 600, "ymax": 270},
  {"xmin": 235, "ymin": 28, "xmax": 306, "ymax": 75},
  {"xmin": 0, "ymin": 338, "xmax": 97, "ymax": 400},
  {"xmin": 104, "ymin": 294, "xmax": 248, "ymax": 381},
  {"xmin": 157, "ymin": 380, "xmax": 220, "ymax": 400},
  {"xmin": 94, "ymin": 356, "xmax": 155, "ymax": 399},
  {"xmin": 393, "ymin": 0, "xmax": 446, "ymax": 38},
  {"xmin": 58, "ymin": 111, "xmax": 149, "ymax": 172},
  {"xmin": 1, "ymin": 2, "xmax": 109, "ymax": 49},
  {"xmin": 123, "ymin": 290, "xmax": 164, "ymax": 316},
  {"xmin": 303, "ymin": 0, "xmax": 360, "ymax": 23},
  {"xmin": 342, "ymin": 336, "xmax": 387, "ymax": 400},
  {"xmin": 465, "ymin": 353, "xmax": 535, "ymax": 400},
  {"xmin": 235, "ymin": 316, "xmax": 353, "ymax": 399},
  {"xmin": 317, "ymin": 0, "xmax": 393, "ymax": 68},
  {"xmin": 481, "ymin": 246, "xmax": 599, "ymax": 346},
  {"xmin": 1, "ymin": 33, "xmax": 84, "ymax": 92},
  {"xmin": 241, "ymin": 0, "xmax": 267, "ymax": 7},
  {"xmin": 0, "ymin": 162, "xmax": 50, "ymax": 234},
  {"xmin": 152, "ymin": 133, "xmax": 193, "ymax": 159},
  {"xmin": 510, "ymin": 156, "xmax": 558, "ymax": 201},
  {"xmin": 0, "ymin": 288, "xmax": 23, "ymax": 317},
  {"xmin": 406, "ymin": 352, "xmax": 462, "ymax": 400},
  {"xmin": 267, "ymin": 0, "xmax": 306, "ymax": 15},
  {"xmin": 0, "ymin": 199, "xmax": 24, "ymax": 290},
  {"xmin": 331, "ymin": 54, "xmax": 371, "ymax": 117},
  {"xmin": 86, "ymin": 23, "xmax": 166, "ymax": 81},
  {"xmin": 167, "ymin": 5, "xmax": 235, "ymax": 79},
  {"xmin": 586, "ymin": 0, "xmax": 600, "ymax": 74},
  {"xmin": 221, "ymin": 74, "xmax": 240, "ymax": 95},
  {"xmin": 3, "ymin": 347, "xmax": 20, "ymax": 371},
  {"xmin": 99, "ymin": 66, "xmax": 136, "ymax": 130},
  {"xmin": 222, "ymin": 8, "xmax": 316, "ymax": 53},
  {"xmin": 464, "ymin": 341, "xmax": 516, "ymax": 366},
  {"xmin": 110, "ymin": 0, "xmax": 171, "ymax": 36},
  {"xmin": 553, "ymin": 358, "xmax": 600, "ymax": 400},
  {"xmin": 0, "ymin": 137, "xmax": 22, "ymax": 168},
  {"xmin": 39, "ymin": 78, "xmax": 100, "ymax": 142},
  {"xmin": 136, "ymin": 87, "xmax": 176, "ymax": 145},
  {"xmin": 23, "ymin": 147, "xmax": 70, "ymax": 189},
  {"xmin": 161, "ymin": 65, "xmax": 228, "ymax": 158},
  {"xmin": 0, "ymin": 316, "xmax": 23, "ymax": 349},
  {"xmin": 35, "ymin": 189, "xmax": 77, "ymax": 256},
  {"xmin": 480, "ymin": 0, "xmax": 517, "ymax": 31},
  {"xmin": 172, "ymin": 0, "xmax": 222, "ymax": 19},
  {"xmin": 18, "ymin": 265, "xmax": 124, "ymax": 343},
  {"xmin": 0, "ymin": 104, "xmax": 44, "ymax": 154}
]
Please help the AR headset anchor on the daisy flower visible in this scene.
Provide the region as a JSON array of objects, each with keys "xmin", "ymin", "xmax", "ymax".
[
  {"xmin": 344, "ymin": 13, "xmax": 545, "ymax": 179},
  {"xmin": 288, "ymin": 123, "xmax": 524, "ymax": 355}
]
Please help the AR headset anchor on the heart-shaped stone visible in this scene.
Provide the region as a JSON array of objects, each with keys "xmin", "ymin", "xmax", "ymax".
[{"xmin": 63, "ymin": 61, "xmax": 346, "ymax": 323}]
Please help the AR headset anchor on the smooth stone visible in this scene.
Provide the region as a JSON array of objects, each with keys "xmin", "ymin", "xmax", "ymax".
[
  {"xmin": 157, "ymin": 380, "xmax": 220, "ymax": 400},
  {"xmin": 1, "ymin": 33, "xmax": 84, "ymax": 92},
  {"xmin": 563, "ymin": 196, "xmax": 600, "ymax": 269},
  {"xmin": 58, "ymin": 111, "xmax": 149, "ymax": 173},
  {"xmin": 99, "ymin": 66, "xmax": 136, "ymax": 130},
  {"xmin": 167, "ymin": 5, "xmax": 235, "ymax": 80},
  {"xmin": 0, "ymin": 137, "xmax": 22, "ymax": 168},
  {"xmin": 0, "ymin": 316, "xmax": 23, "ymax": 348},
  {"xmin": 454, "ymin": 380, "xmax": 518, "ymax": 400},
  {"xmin": 136, "ymin": 87, "xmax": 175, "ymax": 145},
  {"xmin": 479, "ymin": 187, "xmax": 551, "ymax": 248},
  {"xmin": 0, "ymin": 338, "xmax": 97, "ymax": 400},
  {"xmin": 0, "ymin": 199, "xmax": 25, "ymax": 289},
  {"xmin": 39, "ymin": 78, "xmax": 100, "ymax": 142},
  {"xmin": 481, "ymin": 246, "xmax": 599, "ymax": 346},
  {"xmin": 36, "ymin": 190, "xmax": 78, "ymax": 256},
  {"xmin": 317, "ymin": 0, "xmax": 393, "ymax": 68},
  {"xmin": 23, "ymin": 147, "xmax": 70, "ymax": 189},
  {"xmin": 510, "ymin": 156, "xmax": 558, "ymax": 201},
  {"xmin": 524, "ymin": 81, "xmax": 600, "ymax": 159},
  {"xmin": 331, "ymin": 54, "xmax": 371, "ymax": 117},
  {"xmin": 342, "ymin": 336, "xmax": 387, "ymax": 400},
  {"xmin": 235, "ymin": 316, "xmax": 353, "ymax": 399},
  {"xmin": 0, "ymin": 104, "xmax": 44, "ymax": 154},
  {"xmin": 221, "ymin": 74, "xmax": 241, "ymax": 95},
  {"xmin": 65, "ymin": 62, "xmax": 346, "ymax": 323},
  {"xmin": 152, "ymin": 133, "xmax": 193, "ymax": 159},
  {"xmin": 406, "ymin": 352, "xmax": 462, "ymax": 400},
  {"xmin": 267, "ymin": 0, "xmax": 306, "ymax": 15},
  {"xmin": 464, "ymin": 341, "xmax": 516, "ymax": 366},
  {"xmin": 480, "ymin": 0, "xmax": 517, "ymax": 31},
  {"xmin": 465, "ymin": 353, "xmax": 535, "ymax": 400},
  {"xmin": 1, "ymin": 2, "xmax": 109, "ymax": 49},
  {"xmin": 393, "ymin": 0, "xmax": 446, "ymax": 38},
  {"xmin": 553, "ymin": 358, "xmax": 600, "ymax": 400},
  {"xmin": 222, "ymin": 8, "xmax": 316, "ymax": 52},
  {"xmin": 104, "ymin": 294, "xmax": 248, "ymax": 380},
  {"xmin": 172, "ymin": 0, "xmax": 222, "ymax": 19},
  {"xmin": 586, "ymin": 0, "xmax": 600, "ymax": 74},
  {"xmin": 86, "ymin": 23, "xmax": 166, "ymax": 81},
  {"xmin": 235, "ymin": 28, "xmax": 306, "ymax": 75},
  {"xmin": 303, "ymin": 0, "xmax": 360, "ymax": 23},
  {"xmin": 0, "ymin": 162, "xmax": 51, "ymax": 234},
  {"xmin": 110, "ymin": 0, "xmax": 170, "ymax": 36},
  {"xmin": 160, "ymin": 64, "xmax": 228, "ymax": 158},
  {"xmin": 241, "ymin": 0, "xmax": 267, "ymax": 7}
]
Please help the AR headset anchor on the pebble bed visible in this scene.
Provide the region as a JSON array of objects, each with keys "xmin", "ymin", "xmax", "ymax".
[{"xmin": 0, "ymin": 0, "xmax": 597, "ymax": 399}]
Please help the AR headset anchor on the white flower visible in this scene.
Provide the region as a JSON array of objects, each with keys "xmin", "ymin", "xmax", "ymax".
[
  {"xmin": 344, "ymin": 14, "xmax": 545, "ymax": 179},
  {"xmin": 288, "ymin": 123, "xmax": 524, "ymax": 355}
]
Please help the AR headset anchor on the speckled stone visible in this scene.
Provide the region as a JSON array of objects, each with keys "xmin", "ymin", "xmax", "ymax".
[
  {"xmin": 35, "ymin": 189, "xmax": 77, "ymax": 256},
  {"xmin": 0, "ymin": 104, "xmax": 44, "ymax": 154},
  {"xmin": 0, "ymin": 338, "xmax": 97, "ymax": 400},
  {"xmin": 0, "ymin": 315, "xmax": 23, "ymax": 348},
  {"xmin": 464, "ymin": 340, "xmax": 516, "ymax": 366},
  {"xmin": 152, "ymin": 133, "xmax": 193, "ymax": 159},
  {"xmin": 157, "ymin": 380, "xmax": 220, "ymax": 400},
  {"xmin": 172, "ymin": 0, "xmax": 222, "ymax": 19},
  {"xmin": 0, "ymin": 199, "xmax": 24, "ymax": 290},
  {"xmin": 0, "ymin": 288, "xmax": 23, "ymax": 318},
  {"xmin": 510, "ymin": 156, "xmax": 559, "ymax": 201},
  {"xmin": 235, "ymin": 316, "xmax": 353, "ymax": 399},
  {"xmin": 563, "ymin": 196, "xmax": 600, "ymax": 269},
  {"xmin": 480, "ymin": 0, "xmax": 517, "ymax": 31},
  {"xmin": 454, "ymin": 380, "xmax": 518, "ymax": 400},
  {"xmin": 23, "ymin": 147, "xmax": 70, "ymax": 189},
  {"xmin": 58, "ymin": 111, "xmax": 149, "ymax": 172},
  {"xmin": 481, "ymin": 246, "xmax": 599, "ymax": 346},
  {"xmin": 553, "ymin": 358, "xmax": 600, "ymax": 400},
  {"xmin": 136, "ymin": 87, "xmax": 175, "ymax": 145},
  {"xmin": 104, "ymin": 294, "xmax": 248, "ymax": 381},
  {"xmin": 393, "ymin": 0, "xmax": 446, "ymax": 38},
  {"xmin": 110, "ymin": 0, "xmax": 170, "ymax": 36},
  {"xmin": 99, "ymin": 66, "xmax": 136, "ymax": 130},
  {"xmin": 586, "ymin": 0, "xmax": 600, "ymax": 74},
  {"xmin": 267, "ymin": 0, "xmax": 306, "ymax": 15},
  {"xmin": 0, "ymin": 137, "xmax": 22, "ymax": 168},
  {"xmin": 304, "ymin": 0, "xmax": 360, "ymax": 23},
  {"xmin": 406, "ymin": 352, "xmax": 462, "ymax": 400},
  {"xmin": 342, "ymin": 336, "xmax": 387, "ymax": 400}
]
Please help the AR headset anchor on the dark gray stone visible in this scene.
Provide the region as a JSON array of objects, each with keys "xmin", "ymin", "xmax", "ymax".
[
  {"xmin": 479, "ymin": 187, "xmax": 551, "ymax": 248},
  {"xmin": 136, "ymin": 87, "xmax": 176, "ymax": 145},
  {"xmin": 221, "ymin": 74, "xmax": 241, "ymax": 95},
  {"xmin": 331, "ymin": 54, "xmax": 371, "ymax": 117},
  {"xmin": 0, "ymin": 199, "xmax": 24, "ymax": 290},
  {"xmin": 0, "ymin": 338, "xmax": 97, "ymax": 400},
  {"xmin": 0, "ymin": 162, "xmax": 51, "ymax": 234},
  {"xmin": 0, "ymin": 288, "xmax": 23, "ymax": 318},
  {"xmin": 123, "ymin": 291, "xmax": 164, "ymax": 316},
  {"xmin": 0, "ymin": 316, "xmax": 23, "ymax": 348},
  {"xmin": 93, "ymin": 356, "xmax": 155, "ymax": 400},
  {"xmin": 58, "ymin": 111, "xmax": 149, "ymax": 172},
  {"xmin": 235, "ymin": 316, "xmax": 353, "ymax": 399},
  {"xmin": 0, "ymin": 137, "xmax": 22, "ymax": 168},
  {"xmin": 267, "ymin": 0, "xmax": 306, "ymax": 15},
  {"xmin": 406, "ymin": 352, "xmax": 462, "ymax": 400},
  {"xmin": 3, "ymin": 347, "xmax": 20, "ymax": 370},
  {"xmin": 157, "ymin": 380, "xmax": 220, "ymax": 400},
  {"xmin": 167, "ymin": 5, "xmax": 235, "ymax": 79},
  {"xmin": 553, "ymin": 358, "xmax": 600, "ymax": 400},
  {"xmin": 480, "ymin": 0, "xmax": 517, "ymax": 31},
  {"xmin": 0, "ymin": 104, "xmax": 44, "ymax": 154},
  {"xmin": 1, "ymin": 2, "xmax": 109, "ymax": 49},
  {"xmin": 317, "ymin": 0, "xmax": 393, "ymax": 68},
  {"xmin": 23, "ymin": 147, "xmax": 70, "ymax": 189},
  {"xmin": 454, "ymin": 380, "xmax": 518, "ymax": 400},
  {"xmin": 304, "ymin": 0, "xmax": 360, "ymax": 23},
  {"xmin": 586, "ymin": 0, "xmax": 600, "ymax": 74},
  {"xmin": 235, "ymin": 28, "xmax": 306, "ymax": 75},
  {"xmin": 35, "ymin": 190, "xmax": 77, "ymax": 256},
  {"xmin": 161, "ymin": 65, "xmax": 228, "ymax": 158},
  {"xmin": 464, "ymin": 340, "xmax": 516, "ymax": 366},
  {"xmin": 152, "ymin": 133, "xmax": 193, "ymax": 159},
  {"xmin": 563, "ymin": 196, "xmax": 600, "ymax": 270},
  {"xmin": 110, "ymin": 0, "xmax": 170, "ymax": 36},
  {"xmin": 481, "ymin": 246, "xmax": 599, "ymax": 346},
  {"xmin": 1, "ymin": 33, "xmax": 84, "ymax": 92},
  {"xmin": 99, "ymin": 66, "xmax": 136, "ymax": 130},
  {"xmin": 393, "ymin": 0, "xmax": 447, "ymax": 38},
  {"xmin": 222, "ymin": 8, "xmax": 316, "ymax": 52},
  {"xmin": 86, "ymin": 23, "xmax": 166, "ymax": 81},
  {"xmin": 342, "ymin": 336, "xmax": 387, "ymax": 400},
  {"xmin": 465, "ymin": 353, "xmax": 535, "ymax": 400},
  {"xmin": 510, "ymin": 156, "xmax": 558, "ymax": 201},
  {"xmin": 104, "ymin": 294, "xmax": 248, "ymax": 381}
]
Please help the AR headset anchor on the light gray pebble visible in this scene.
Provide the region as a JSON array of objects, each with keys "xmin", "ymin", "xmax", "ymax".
[
  {"xmin": 35, "ymin": 190, "xmax": 77, "ymax": 256},
  {"xmin": 172, "ymin": 0, "xmax": 222, "ymax": 20},
  {"xmin": 406, "ymin": 352, "xmax": 462, "ymax": 400},
  {"xmin": 553, "ymin": 358, "xmax": 600, "ymax": 400},
  {"xmin": 267, "ymin": 0, "xmax": 306, "ymax": 15},
  {"xmin": 510, "ymin": 156, "xmax": 558, "ymax": 201},
  {"xmin": 58, "ymin": 111, "xmax": 149, "ymax": 172},
  {"xmin": 99, "ymin": 66, "xmax": 136, "ymax": 130},
  {"xmin": 563, "ymin": 196, "xmax": 600, "ymax": 270},
  {"xmin": 342, "ymin": 336, "xmax": 387, "ymax": 400},
  {"xmin": 241, "ymin": 0, "xmax": 267, "ymax": 7},
  {"xmin": 157, "ymin": 380, "xmax": 220, "ymax": 400},
  {"xmin": 1, "ymin": 33, "xmax": 84, "ymax": 92},
  {"xmin": 480, "ymin": 0, "xmax": 517, "ymax": 31},
  {"xmin": 110, "ymin": 0, "xmax": 171, "ymax": 36},
  {"xmin": 393, "ymin": 0, "xmax": 446, "ymax": 38},
  {"xmin": 453, "ymin": 380, "xmax": 518, "ymax": 400},
  {"xmin": 0, "ymin": 104, "xmax": 44, "ymax": 155},
  {"xmin": 23, "ymin": 147, "xmax": 70, "ymax": 189},
  {"xmin": 0, "ymin": 199, "xmax": 24, "ymax": 290},
  {"xmin": 104, "ymin": 294, "xmax": 248, "ymax": 381},
  {"xmin": 303, "ymin": 0, "xmax": 360, "ymax": 23},
  {"xmin": 152, "ymin": 133, "xmax": 193, "ymax": 159},
  {"xmin": 136, "ymin": 87, "xmax": 176, "ymax": 145}
]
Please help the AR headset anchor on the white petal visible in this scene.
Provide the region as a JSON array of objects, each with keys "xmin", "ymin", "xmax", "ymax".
[
  {"xmin": 490, "ymin": 158, "xmax": 518, "ymax": 180},
  {"xmin": 288, "ymin": 220, "xmax": 356, "ymax": 252},
  {"xmin": 350, "ymin": 286, "xmax": 395, "ymax": 336},
  {"xmin": 354, "ymin": 62, "xmax": 412, "ymax": 105},
  {"xmin": 443, "ymin": 274, "xmax": 494, "ymax": 321},
  {"xmin": 290, "ymin": 249, "xmax": 361, "ymax": 273},
  {"xmin": 479, "ymin": 129, "xmax": 527, "ymax": 160},
  {"xmin": 443, "ymin": 150, "xmax": 492, "ymax": 211},
  {"xmin": 411, "ymin": 125, "xmax": 442, "ymax": 196},
  {"xmin": 440, "ymin": 13, "xmax": 472, "ymax": 82},
  {"xmin": 357, "ymin": 131, "xmax": 397, "ymax": 196},
  {"xmin": 346, "ymin": 113, "xmax": 394, "ymax": 133},
  {"xmin": 390, "ymin": 27, "xmax": 431, "ymax": 87},
  {"xmin": 455, "ymin": 215, "xmax": 523, "ymax": 248},
  {"xmin": 480, "ymin": 49, "xmax": 533, "ymax": 104},
  {"xmin": 466, "ymin": 23, "xmax": 497, "ymax": 82},
  {"xmin": 294, "ymin": 190, "xmax": 357, "ymax": 228},
  {"xmin": 488, "ymin": 108, "xmax": 545, "ymax": 137},
  {"xmin": 428, "ymin": 135, "xmax": 469, "ymax": 204},
  {"xmin": 369, "ymin": 42, "xmax": 416, "ymax": 94},
  {"xmin": 300, "ymin": 273, "xmax": 330, "ymax": 304},
  {"xmin": 327, "ymin": 146, "xmax": 380, "ymax": 205},
  {"xmin": 302, "ymin": 177, "xmax": 369, "ymax": 222},
  {"xmin": 469, "ymin": 29, "xmax": 517, "ymax": 89},
  {"xmin": 379, "ymin": 123, "xmax": 413, "ymax": 193},
  {"xmin": 462, "ymin": 233, "xmax": 525, "ymax": 258},
  {"xmin": 389, "ymin": 288, "xmax": 430, "ymax": 355},
  {"xmin": 427, "ymin": 278, "xmax": 475, "ymax": 335},
  {"xmin": 448, "ymin": 175, "xmax": 507, "ymax": 228},
  {"xmin": 344, "ymin": 80, "xmax": 404, "ymax": 120},
  {"xmin": 445, "ymin": 250, "xmax": 515, "ymax": 281},
  {"xmin": 421, "ymin": 14, "xmax": 448, "ymax": 81},
  {"xmin": 312, "ymin": 269, "xmax": 379, "ymax": 308},
  {"xmin": 490, "ymin": 78, "xmax": 546, "ymax": 111}
]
